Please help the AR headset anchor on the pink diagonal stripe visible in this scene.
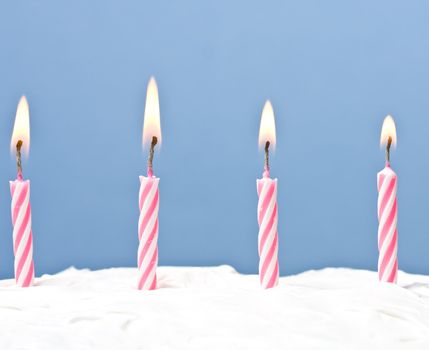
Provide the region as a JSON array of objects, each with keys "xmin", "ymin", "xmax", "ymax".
[
  {"xmin": 377, "ymin": 174, "xmax": 385, "ymax": 192},
  {"xmin": 378, "ymin": 178, "xmax": 396, "ymax": 219},
  {"xmin": 266, "ymin": 260, "xmax": 279, "ymax": 289},
  {"xmin": 12, "ymin": 185, "xmax": 28, "ymax": 224},
  {"xmin": 139, "ymin": 190, "xmax": 159, "ymax": 240},
  {"xmin": 21, "ymin": 261, "xmax": 34, "ymax": 287},
  {"xmin": 139, "ymin": 181, "xmax": 154, "ymax": 210},
  {"xmin": 138, "ymin": 219, "xmax": 158, "ymax": 267},
  {"xmin": 386, "ymin": 258, "xmax": 398, "ymax": 283},
  {"xmin": 257, "ymin": 181, "xmax": 263, "ymax": 196},
  {"xmin": 149, "ymin": 275, "xmax": 157, "ymax": 290},
  {"xmin": 259, "ymin": 203, "xmax": 277, "ymax": 256},
  {"xmin": 378, "ymin": 199, "xmax": 397, "ymax": 250},
  {"xmin": 379, "ymin": 229, "xmax": 397, "ymax": 275},
  {"xmin": 13, "ymin": 204, "xmax": 31, "ymax": 255},
  {"xmin": 15, "ymin": 230, "xmax": 33, "ymax": 282},
  {"xmin": 260, "ymin": 233, "xmax": 278, "ymax": 282},
  {"xmin": 10, "ymin": 182, "xmax": 16, "ymax": 197},
  {"xmin": 138, "ymin": 246, "xmax": 158, "ymax": 290},
  {"xmin": 258, "ymin": 183, "xmax": 275, "ymax": 224}
]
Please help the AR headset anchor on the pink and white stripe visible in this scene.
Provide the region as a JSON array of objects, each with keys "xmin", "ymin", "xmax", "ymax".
[
  {"xmin": 377, "ymin": 164, "xmax": 398, "ymax": 283},
  {"xmin": 137, "ymin": 175, "xmax": 159, "ymax": 290},
  {"xmin": 257, "ymin": 176, "xmax": 279, "ymax": 289},
  {"xmin": 10, "ymin": 179, "xmax": 35, "ymax": 287}
]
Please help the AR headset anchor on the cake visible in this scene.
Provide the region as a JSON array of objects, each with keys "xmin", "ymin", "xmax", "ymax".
[{"xmin": 0, "ymin": 266, "xmax": 428, "ymax": 349}]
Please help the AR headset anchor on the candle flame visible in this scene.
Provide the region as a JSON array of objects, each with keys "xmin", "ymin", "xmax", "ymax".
[
  {"xmin": 10, "ymin": 96, "xmax": 30, "ymax": 156},
  {"xmin": 142, "ymin": 77, "xmax": 162, "ymax": 148},
  {"xmin": 258, "ymin": 100, "xmax": 276, "ymax": 150},
  {"xmin": 380, "ymin": 115, "xmax": 397, "ymax": 148}
]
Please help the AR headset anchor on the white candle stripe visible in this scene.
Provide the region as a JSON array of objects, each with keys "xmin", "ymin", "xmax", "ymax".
[
  {"xmin": 260, "ymin": 218, "xmax": 278, "ymax": 287},
  {"xmin": 140, "ymin": 201, "xmax": 159, "ymax": 244},
  {"xmin": 140, "ymin": 230, "xmax": 158, "ymax": 269},
  {"xmin": 141, "ymin": 181, "xmax": 158, "ymax": 214},
  {"xmin": 17, "ymin": 246, "xmax": 32, "ymax": 286},
  {"xmin": 259, "ymin": 184, "xmax": 276, "ymax": 231},
  {"xmin": 13, "ymin": 189, "xmax": 29, "ymax": 241},
  {"xmin": 378, "ymin": 180, "xmax": 396, "ymax": 222},
  {"xmin": 259, "ymin": 212, "xmax": 277, "ymax": 263},
  {"xmin": 378, "ymin": 181, "xmax": 395, "ymax": 219},
  {"xmin": 14, "ymin": 220, "xmax": 31, "ymax": 260},
  {"xmin": 141, "ymin": 263, "xmax": 156, "ymax": 290},
  {"xmin": 381, "ymin": 243, "xmax": 397, "ymax": 282},
  {"xmin": 257, "ymin": 182, "xmax": 272, "ymax": 215},
  {"xmin": 378, "ymin": 179, "xmax": 396, "ymax": 223},
  {"xmin": 378, "ymin": 209, "xmax": 397, "ymax": 258},
  {"xmin": 11, "ymin": 183, "xmax": 23, "ymax": 209}
]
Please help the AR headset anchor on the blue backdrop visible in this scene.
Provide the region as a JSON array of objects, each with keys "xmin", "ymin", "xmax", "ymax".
[{"xmin": 0, "ymin": 1, "xmax": 428, "ymax": 278}]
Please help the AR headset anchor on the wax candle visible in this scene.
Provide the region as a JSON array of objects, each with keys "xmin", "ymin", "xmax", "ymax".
[
  {"xmin": 9, "ymin": 96, "xmax": 35, "ymax": 287},
  {"xmin": 377, "ymin": 115, "xmax": 398, "ymax": 283},
  {"xmin": 137, "ymin": 77, "xmax": 162, "ymax": 290},
  {"xmin": 257, "ymin": 101, "xmax": 279, "ymax": 289}
]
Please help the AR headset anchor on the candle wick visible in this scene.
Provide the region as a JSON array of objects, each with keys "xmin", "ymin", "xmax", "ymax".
[
  {"xmin": 147, "ymin": 136, "xmax": 158, "ymax": 177},
  {"xmin": 386, "ymin": 136, "xmax": 392, "ymax": 164},
  {"xmin": 16, "ymin": 140, "xmax": 23, "ymax": 180},
  {"xmin": 264, "ymin": 141, "xmax": 270, "ymax": 174}
]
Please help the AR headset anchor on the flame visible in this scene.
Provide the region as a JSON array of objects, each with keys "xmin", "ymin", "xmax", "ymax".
[
  {"xmin": 258, "ymin": 100, "xmax": 276, "ymax": 150},
  {"xmin": 10, "ymin": 96, "xmax": 30, "ymax": 156},
  {"xmin": 142, "ymin": 77, "xmax": 162, "ymax": 148},
  {"xmin": 380, "ymin": 115, "xmax": 397, "ymax": 147}
]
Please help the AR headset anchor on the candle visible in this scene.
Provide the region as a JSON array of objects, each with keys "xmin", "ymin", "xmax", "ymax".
[
  {"xmin": 257, "ymin": 100, "xmax": 279, "ymax": 289},
  {"xmin": 377, "ymin": 115, "xmax": 398, "ymax": 283},
  {"xmin": 9, "ymin": 96, "xmax": 35, "ymax": 287},
  {"xmin": 137, "ymin": 77, "xmax": 162, "ymax": 290}
]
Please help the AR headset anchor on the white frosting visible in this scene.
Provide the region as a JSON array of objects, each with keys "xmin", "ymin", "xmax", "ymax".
[{"xmin": 0, "ymin": 266, "xmax": 428, "ymax": 349}]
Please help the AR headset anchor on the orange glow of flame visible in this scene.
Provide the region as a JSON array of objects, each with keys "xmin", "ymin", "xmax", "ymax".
[
  {"xmin": 142, "ymin": 77, "xmax": 162, "ymax": 148},
  {"xmin": 258, "ymin": 100, "xmax": 276, "ymax": 150},
  {"xmin": 380, "ymin": 115, "xmax": 397, "ymax": 148},
  {"xmin": 10, "ymin": 96, "xmax": 30, "ymax": 156}
]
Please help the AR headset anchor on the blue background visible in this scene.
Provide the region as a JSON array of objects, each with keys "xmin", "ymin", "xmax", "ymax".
[{"xmin": 0, "ymin": 1, "xmax": 428, "ymax": 278}]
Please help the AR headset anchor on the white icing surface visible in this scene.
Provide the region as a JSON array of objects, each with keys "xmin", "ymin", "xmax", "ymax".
[{"xmin": 0, "ymin": 266, "xmax": 429, "ymax": 349}]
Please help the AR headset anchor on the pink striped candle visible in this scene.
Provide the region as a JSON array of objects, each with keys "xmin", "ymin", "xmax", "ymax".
[
  {"xmin": 10, "ymin": 177, "xmax": 35, "ymax": 287},
  {"xmin": 9, "ymin": 96, "xmax": 35, "ymax": 287},
  {"xmin": 137, "ymin": 173, "xmax": 159, "ymax": 290},
  {"xmin": 257, "ymin": 171, "xmax": 279, "ymax": 289},
  {"xmin": 257, "ymin": 100, "xmax": 279, "ymax": 289},
  {"xmin": 138, "ymin": 77, "xmax": 162, "ymax": 290},
  {"xmin": 377, "ymin": 165, "xmax": 397, "ymax": 283},
  {"xmin": 377, "ymin": 115, "xmax": 398, "ymax": 283}
]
